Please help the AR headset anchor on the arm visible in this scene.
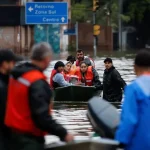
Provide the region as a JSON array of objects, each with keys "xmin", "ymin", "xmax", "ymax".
[
  {"xmin": 29, "ymin": 80, "xmax": 68, "ymax": 141},
  {"xmin": 115, "ymin": 84, "xmax": 138, "ymax": 145},
  {"xmin": 112, "ymin": 69, "xmax": 126, "ymax": 89},
  {"xmin": 53, "ymin": 73, "xmax": 71, "ymax": 87},
  {"xmin": 92, "ymin": 68, "xmax": 103, "ymax": 90}
]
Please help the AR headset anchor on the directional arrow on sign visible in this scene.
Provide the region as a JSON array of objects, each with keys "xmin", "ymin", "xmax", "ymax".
[
  {"xmin": 28, "ymin": 6, "xmax": 34, "ymax": 12},
  {"xmin": 61, "ymin": 17, "xmax": 65, "ymax": 22}
]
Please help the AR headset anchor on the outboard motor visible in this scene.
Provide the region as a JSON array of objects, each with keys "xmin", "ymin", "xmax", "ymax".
[{"xmin": 87, "ymin": 96, "xmax": 120, "ymax": 138}]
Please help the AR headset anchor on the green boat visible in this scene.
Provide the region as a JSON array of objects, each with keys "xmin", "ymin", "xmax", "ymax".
[{"xmin": 54, "ymin": 86, "xmax": 98, "ymax": 101}]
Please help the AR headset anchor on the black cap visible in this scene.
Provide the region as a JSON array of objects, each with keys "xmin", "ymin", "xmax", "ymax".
[
  {"xmin": 0, "ymin": 49, "xmax": 22, "ymax": 64},
  {"xmin": 135, "ymin": 50, "xmax": 150, "ymax": 67},
  {"xmin": 54, "ymin": 61, "xmax": 65, "ymax": 70},
  {"xmin": 104, "ymin": 58, "xmax": 112, "ymax": 63}
]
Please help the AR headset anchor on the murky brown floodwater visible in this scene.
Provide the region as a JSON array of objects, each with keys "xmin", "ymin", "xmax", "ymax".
[{"xmin": 44, "ymin": 56, "xmax": 136, "ymax": 144}]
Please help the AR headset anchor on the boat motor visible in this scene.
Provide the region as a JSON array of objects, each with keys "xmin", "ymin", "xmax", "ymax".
[{"xmin": 87, "ymin": 97, "xmax": 120, "ymax": 139}]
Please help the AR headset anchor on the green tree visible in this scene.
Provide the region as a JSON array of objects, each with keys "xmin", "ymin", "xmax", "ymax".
[{"xmin": 126, "ymin": 0, "xmax": 150, "ymax": 22}]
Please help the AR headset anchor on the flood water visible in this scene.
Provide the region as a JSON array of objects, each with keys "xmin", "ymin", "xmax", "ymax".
[{"xmin": 44, "ymin": 56, "xmax": 136, "ymax": 144}]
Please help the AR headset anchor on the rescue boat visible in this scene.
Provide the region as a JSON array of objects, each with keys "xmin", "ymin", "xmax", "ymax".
[{"xmin": 54, "ymin": 85, "xmax": 96, "ymax": 101}]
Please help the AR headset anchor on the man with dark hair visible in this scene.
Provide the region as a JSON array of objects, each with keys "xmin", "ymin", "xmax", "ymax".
[
  {"xmin": 76, "ymin": 49, "xmax": 95, "ymax": 67},
  {"xmin": 0, "ymin": 49, "xmax": 21, "ymax": 150},
  {"xmin": 103, "ymin": 57, "xmax": 126, "ymax": 102},
  {"xmin": 115, "ymin": 50, "xmax": 150, "ymax": 150},
  {"xmin": 5, "ymin": 42, "xmax": 73, "ymax": 150}
]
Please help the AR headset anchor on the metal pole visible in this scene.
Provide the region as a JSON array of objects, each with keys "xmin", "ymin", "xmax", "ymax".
[
  {"xmin": 118, "ymin": 0, "xmax": 123, "ymax": 51},
  {"xmin": 93, "ymin": 12, "xmax": 97, "ymax": 58},
  {"xmin": 76, "ymin": 21, "xmax": 78, "ymax": 50}
]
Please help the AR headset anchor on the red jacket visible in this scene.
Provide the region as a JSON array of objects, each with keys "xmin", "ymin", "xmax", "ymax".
[
  {"xmin": 50, "ymin": 69, "xmax": 57, "ymax": 88},
  {"xmin": 5, "ymin": 70, "xmax": 48, "ymax": 137},
  {"xmin": 75, "ymin": 66, "xmax": 94, "ymax": 86}
]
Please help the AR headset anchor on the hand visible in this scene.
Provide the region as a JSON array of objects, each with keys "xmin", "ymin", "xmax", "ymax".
[
  {"xmin": 64, "ymin": 134, "xmax": 74, "ymax": 142},
  {"xmin": 75, "ymin": 81, "xmax": 82, "ymax": 85}
]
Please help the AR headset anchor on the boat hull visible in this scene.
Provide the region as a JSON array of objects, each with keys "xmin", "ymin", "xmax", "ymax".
[{"xmin": 54, "ymin": 86, "xmax": 96, "ymax": 101}]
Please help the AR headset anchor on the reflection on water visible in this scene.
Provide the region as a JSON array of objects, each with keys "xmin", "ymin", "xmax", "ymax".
[{"xmin": 44, "ymin": 57, "xmax": 136, "ymax": 143}]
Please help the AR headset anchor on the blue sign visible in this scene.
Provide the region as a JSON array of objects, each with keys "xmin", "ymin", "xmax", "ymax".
[
  {"xmin": 64, "ymin": 28, "xmax": 76, "ymax": 35},
  {"xmin": 25, "ymin": 2, "xmax": 68, "ymax": 24}
]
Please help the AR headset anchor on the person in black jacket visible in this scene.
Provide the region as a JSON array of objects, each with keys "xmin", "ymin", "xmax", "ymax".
[
  {"xmin": 0, "ymin": 49, "xmax": 21, "ymax": 150},
  {"xmin": 103, "ymin": 58, "xmax": 126, "ymax": 102},
  {"xmin": 5, "ymin": 42, "xmax": 73, "ymax": 150}
]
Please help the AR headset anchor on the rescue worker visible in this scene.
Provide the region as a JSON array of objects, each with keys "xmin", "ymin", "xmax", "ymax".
[
  {"xmin": 50, "ymin": 61, "xmax": 72, "ymax": 89},
  {"xmin": 75, "ymin": 62, "xmax": 102, "ymax": 91},
  {"xmin": 76, "ymin": 49, "xmax": 95, "ymax": 68},
  {"xmin": 115, "ymin": 50, "xmax": 150, "ymax": 150},
  {"xmin": 5, "ymin": 42, "xmax": 74, "ymax": 150},
  {"xmin": 0, "ymin": 49, "xmax": 21, "ymax": 150},
  {"xmin": 103, "ymin": 58, "xmax": 126, "ymax": 102},
  {"xmin": 66, "ymin": 55, "xmax": 76, "ymax": 74}
]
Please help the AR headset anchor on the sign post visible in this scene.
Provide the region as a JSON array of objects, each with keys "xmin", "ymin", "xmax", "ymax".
[{"xmin": 25, "ymin": 2, "xmax": 68, "ymax": 24}]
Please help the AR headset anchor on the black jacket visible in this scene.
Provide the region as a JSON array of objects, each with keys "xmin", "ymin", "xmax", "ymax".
[
  {"xmin": 92, "ymin": 68, "xmax": 103, "ymax": 91},
  {"xmin": 103, "ymin": 66, "xmax": 126, "ymax": 102},
  {"xmin": 0, "ymin": 73, "xmax": 11, "ymax": 150},
  {"xmin": 11, "ymin": 63, "xmax": 67, "ymax": 141}
]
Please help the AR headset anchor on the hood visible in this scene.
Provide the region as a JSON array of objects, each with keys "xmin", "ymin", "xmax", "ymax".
[{"xmin": 11, "ymin": 62, "xmax": 41, "ymax": 79}]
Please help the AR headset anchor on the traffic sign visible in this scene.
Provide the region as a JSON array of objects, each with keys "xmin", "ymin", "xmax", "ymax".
[
  {"xmin": 25, "ymin": 2, "xmax": 68, "ymax": 24},
  {"xmin": 64, "ymin": 28, "xmax": 76, "ymax": 35}
]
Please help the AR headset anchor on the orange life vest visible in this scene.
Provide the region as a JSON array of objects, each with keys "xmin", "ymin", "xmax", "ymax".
[
  {"xmin": 75, "ymin": 66, "xmax": 94, "ymax": 86},
  {"xmin": 5, "ymin": 70, "xmax": 51, "ymax": 137},
  {"xmin": 50, "ymin": 69, "xmax": 57, "ymax": 88}
]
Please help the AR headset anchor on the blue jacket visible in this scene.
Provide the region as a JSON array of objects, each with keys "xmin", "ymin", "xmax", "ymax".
[{"xmin": 115, "ymin": 75, "xmax": 150, "ymax": 150}]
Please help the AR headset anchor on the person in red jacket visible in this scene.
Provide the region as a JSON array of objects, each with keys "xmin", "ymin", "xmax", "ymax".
[
  {"xmin": 75, "ymin": 61, "xmax": 102, "ymax": 91},
  {"xmin": 5, "ymin": 42, "xmax": 74, "ymax": 150}
]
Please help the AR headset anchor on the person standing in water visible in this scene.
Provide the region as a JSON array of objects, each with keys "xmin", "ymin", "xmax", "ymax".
[
  {"xmin": 116, "ymin": 50, "xmax": 150, "ymax": 150},
  {"xmin": 5, "ymin": 43, "xmax": 74, "ymax": 150},
  {"xmin": 103, "ymin": 58, "xmax": 126, "ymax": 102}
]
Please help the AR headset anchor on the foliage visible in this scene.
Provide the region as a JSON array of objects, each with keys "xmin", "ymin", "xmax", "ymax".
[
  {"xmin": 71, "ymin": 0, "xmax": 131, "ymax": 29},
  {"xmin": 71, "ymin": 0, "xmax": 150, "ymax": 29},
  {"xmin": 127, "ymin": 0, "xmax": 150, "ymax": 22},
  {"xmin": 67, "ymin": 41, "xmax": 76, "ymax": 51},
  {"xmin": 71, "ymin": 3, "xmax": 90, "ymax": 22}
]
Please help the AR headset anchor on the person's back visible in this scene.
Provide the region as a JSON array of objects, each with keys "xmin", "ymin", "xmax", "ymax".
[{"xmin": 116, "ymin": 50, "xmax": 150, "ymax": 150}]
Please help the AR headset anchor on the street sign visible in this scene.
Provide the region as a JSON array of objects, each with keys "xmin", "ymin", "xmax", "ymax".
[
  {"xmin": 25, "ymin": 2, "xmax": 68, "ymax": 24},
  {"xmin": 64, "ymin": 28, "xmax": 76, "ymax": 35}
]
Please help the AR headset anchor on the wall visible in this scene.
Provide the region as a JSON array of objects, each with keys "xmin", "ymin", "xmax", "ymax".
[{"xmin": 69, "ymin": 23, "xmax": 113, "ymax": 51}]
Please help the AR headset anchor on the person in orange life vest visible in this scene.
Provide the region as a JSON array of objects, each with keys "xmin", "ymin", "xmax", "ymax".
[
  {"xmin": 62, "ymin": 61, "xmax": 72, "ymax": 81},
  {"xmin": 75, "ymin": 62, "xmax": 102, "ymax": 91},
  {"xmin": 5, "ymin": 42, "xmax": 74, "ymax": 150},
  {"xmin": 63, "ymin": 62, "xmax": 79, "ymax": 84},
  {"xmin": 50, "ymin": 61, "xmax": 72, "ymax": 89},
  {"xmin": 66, "ymin": 55, "xmax": 76, "ymax": 73},
  {"xmin": 76, "ymin": 49, "xmax": 95, "ymax": 68}
]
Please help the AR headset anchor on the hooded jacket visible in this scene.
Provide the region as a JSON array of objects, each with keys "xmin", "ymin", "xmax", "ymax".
[
  {"xmin": 116, "ymin": 75, "xmax": 150, "ymax": 150},
  {"xmin": 6, "ymin": 62, "xmax": 67, "ymax": 141},
  {"xmin": 0, "ymin": 73, "xmax": 11, "ymax": 150}
]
